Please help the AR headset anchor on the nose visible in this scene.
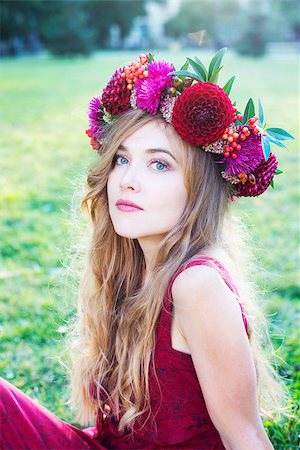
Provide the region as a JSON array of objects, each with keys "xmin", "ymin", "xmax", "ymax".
[{"xmin": 119, "ymin": 166, "xmax": 141, "ymax": 192}]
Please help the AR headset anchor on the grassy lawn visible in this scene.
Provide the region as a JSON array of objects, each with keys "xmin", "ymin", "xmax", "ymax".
[{"xmin": 0, "ymin": 49, "xmax": 299, "ymax": 447}]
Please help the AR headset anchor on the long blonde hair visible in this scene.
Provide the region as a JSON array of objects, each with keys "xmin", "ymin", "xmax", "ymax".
[{"xmin": 67, "ymin": 108, "xmax": 288, "ymax": 432}]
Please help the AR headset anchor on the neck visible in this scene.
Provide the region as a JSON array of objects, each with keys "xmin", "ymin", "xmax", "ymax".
[{"xmin": 138, "ymin": 234, "xmax": 166, "ymax": 283}]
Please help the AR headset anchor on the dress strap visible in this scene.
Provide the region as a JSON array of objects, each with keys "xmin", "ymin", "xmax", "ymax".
[{"xmin": 160, "ymin": 256, "xmax": 249, "ymax": 342}]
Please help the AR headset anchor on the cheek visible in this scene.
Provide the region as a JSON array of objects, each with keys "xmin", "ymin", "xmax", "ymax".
[
  {"xmin": 107, "ymin": 173, "xmax": 116, "ymax": 203},
  {"xmin": 152, "ymin": 174, "xmax": 188, "ymax": 216},
  {"xmin": 169, "ymin": 188, "xmax": 188, "ymax": 219}
]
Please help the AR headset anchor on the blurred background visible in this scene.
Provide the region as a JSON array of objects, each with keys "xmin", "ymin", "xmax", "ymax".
[
  {"xmin": 1, "ymin": 0, "xmax": 299, "ymax": 56},
  {"xmin": 0, "ymin": 1, "xmax": 299, "ymax": 448}
]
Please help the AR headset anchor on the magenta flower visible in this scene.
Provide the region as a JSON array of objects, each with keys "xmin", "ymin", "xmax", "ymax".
[
  {"xmin": 88, "ymin": 95, "xmax": 105, "ymax": 141},
  {"xmin": 135, "ymin": 60, "xmax": 175, "ymax": 115},
  {"xmin": 224, "ymin": 130, "xmax": 264, "ymax": 176}
]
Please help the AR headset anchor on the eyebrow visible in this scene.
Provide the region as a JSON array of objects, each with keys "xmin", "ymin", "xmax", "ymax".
[{"xmin": 118, "ymin": 144, "xmax": 178, "ymax": 163}]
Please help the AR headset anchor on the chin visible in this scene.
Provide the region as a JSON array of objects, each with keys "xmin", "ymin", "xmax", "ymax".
[
  {"xmin": 112, "ymin": 224, "xmax": 167, "ymax": 241},
  {"xmin": 112, "ymin": 224, "xmax": 142, "ymax": 239},
  {"xmin": 115, "ymin": 230, "xmax": 140, "ymax": 239}
]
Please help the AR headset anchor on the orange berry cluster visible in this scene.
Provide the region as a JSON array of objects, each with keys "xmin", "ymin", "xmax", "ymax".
[
  {"xmin": 248, "ymin": 116, "xmax": 259, "ymax": 132},
  {"xmin": 222, "ymin": 129, "xmax": 243, "ymax": 159},
  {"xmin": 121, "ymin": 54, "xmax": 149, "ymax": 91},
  {"xmin": 222, "ymin": 116, "xmax": 259, "ymax": 159}
]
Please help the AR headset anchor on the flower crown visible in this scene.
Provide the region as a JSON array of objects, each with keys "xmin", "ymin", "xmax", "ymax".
[{"xmin": 86, "ymin": 48, "xmax": 294, "ymax": 198}]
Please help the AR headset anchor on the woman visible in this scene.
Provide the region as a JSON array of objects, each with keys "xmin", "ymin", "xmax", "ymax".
[{"xmin": 0, "ymin": 49, "xmax": 293, "ymax": 449}]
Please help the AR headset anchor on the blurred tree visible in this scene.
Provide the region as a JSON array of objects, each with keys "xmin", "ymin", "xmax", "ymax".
[
  {"xmin": 0, "ymin": 0, "xmax": 148, "ymax": 56},
  {"xmin": 1, "ymin": 0, "xmax": 299, "ymax": 56},
  {"xmin": 0, "ymin": 0, "xmax": 45, "ymax": 54},
  {"xmin": 270, "ymin": 0, "xmax": 300, "ymax": 41},
  {"xmin": 235, "ymin": 1, "xmax": 269, "ymax": 57},
  {"xmin": 165, "ymin": 0, "xmax": 299, "ymax": 55},
  {"xmin": 165, "ymin": 0, "xmax": 240, "ymax": 48},
  {"xmin": 38, "ymin": 0, "xmax": 95, "ymax": 55},
  {"xmin": 85, "ymin": 0, "xmax": 146, "ymax": 48},
  {"xmin": 165, "ymin": 0, "xmax": 215, "ymax": 40}
]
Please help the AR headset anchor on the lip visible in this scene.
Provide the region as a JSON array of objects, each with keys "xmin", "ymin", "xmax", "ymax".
[{"xmin": 115, "ymin": 199, "xmax": 143, "ymax": 212}]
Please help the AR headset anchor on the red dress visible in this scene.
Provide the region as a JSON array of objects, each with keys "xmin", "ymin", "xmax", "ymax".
[
  {"xmin": 96, "ymin": 256, "xmax": 248, "ymax": 449},
  {"xmin": 0, "ymin": 257, "xmax": 248, "ymax": 449}
]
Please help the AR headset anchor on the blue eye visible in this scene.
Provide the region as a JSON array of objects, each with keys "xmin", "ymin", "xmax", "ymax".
[
  {"xmin": 151, "ymin": 160, "xmax": 168, "ymax": 171},
  {"xmin": 113, "ymin": 155, "xmax": 128, "ymax": 166}
]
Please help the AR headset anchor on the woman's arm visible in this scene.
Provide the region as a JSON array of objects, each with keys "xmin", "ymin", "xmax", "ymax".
[{"xmin": 172, "ymin": 265, "xmax": 274, "ymax": 450}]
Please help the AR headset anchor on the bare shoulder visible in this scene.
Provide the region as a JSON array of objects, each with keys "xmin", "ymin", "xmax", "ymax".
[
  {"xmin": 172, "ymin": 261, "xmax": 237, "ymax": 310},
  {"xmin": 171, "ymin": 258, "xmax": 246, "ymax": 340},
  {"xmin": 171, "ymin": 260, "xmax": 260, "ymax": 448}
]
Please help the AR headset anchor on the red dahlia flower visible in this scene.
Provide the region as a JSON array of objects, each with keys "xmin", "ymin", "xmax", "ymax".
[
  {"xmin": 101, "ymin": 67, "xmax": 131, "ymax": 115},
  {"xmin": 235, "ymin": 153, "xmax": 278, "ymax": 197},
  {"xmin": 172, "ymin": 82, "xmax": 235, "ymax": 146}
]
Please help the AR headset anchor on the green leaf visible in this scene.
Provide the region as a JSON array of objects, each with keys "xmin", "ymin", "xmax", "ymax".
[
  {"xmin": 148, "ymin": 52, "xmax": 154, "ymax": 63},
  {"xmin": 258, "ymin": 98, "xmax": 264, "ymax": 125},
  {"xmin": 180, "ymin": 59, "xmax": 189, "ymax": 71},
  {"xmin": 176, "ymin": 59, "xmax": 190, "ymax": 80},
  {"xmin": 186, "ymin": 57, "xmax": 206, "ymax": 82},
  {"xmin": 275, "ymin": 168, "xmax": 283, "ymax": 175},
  {"xmin": 168, "ymin": 70, "xmax": 203, "ymax": 82},
  {"xmin": 223, "ymin": 76, "xmax": 235, "ymax": 95},
  {"xmin": 209, "ymin": 65, "xmax": 223, "ymax": 84},
  {"xmin": 208, "ymin": 47, "xmax": 227, "ymax": 81},
  {"xmin": 270, "ymin": 179, "xmax": 275, "ymax": 189},
  {"xmin": 243, "ymin": 98, "xmax": 255, "ymax": 124},
  {"xmin": 266, "ymin": 127, "xmax": 295, "ymax": 141},
  {"xmin": 194, "ymin": 56, "xmax": 208, "ymax": 81},
  {"xmin": 265, "ymin": 134, "xmax": 287, "ymax": 149},
  {"xmin": 261, "ymin": 135, "xmax": 271, "ymax": 160}
]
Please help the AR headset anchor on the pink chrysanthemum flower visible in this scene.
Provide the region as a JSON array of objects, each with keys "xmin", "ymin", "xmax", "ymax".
[
  {"xmin": 88, "ymin": 95, "xmax": 105, "ymax": 141},
  {"xmin": 235, "ymin": 153, "xmax": 278, "ymax": 197},
  {"xmin": 135, "ymin": 60, "xmax": 175, "ymax": 115},
  {"xmin": 224, "ymin": 129, "xmax": 264, "ymax": 176}
]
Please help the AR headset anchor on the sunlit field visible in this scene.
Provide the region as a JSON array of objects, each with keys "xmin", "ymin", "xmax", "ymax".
[{"xmin": 0, "ymin": 49, "xmax": 299, "ymax": 447}]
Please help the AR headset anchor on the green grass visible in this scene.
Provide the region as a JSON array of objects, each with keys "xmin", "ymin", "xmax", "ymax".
[{"xmin": 0, "ymin": 50, "xmax": 299, "ymax": 447}]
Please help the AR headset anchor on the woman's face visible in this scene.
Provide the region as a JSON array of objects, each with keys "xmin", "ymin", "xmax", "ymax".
[{"xmin": 107, "ymin": 119, "xmax": 188, "ymax": 246}]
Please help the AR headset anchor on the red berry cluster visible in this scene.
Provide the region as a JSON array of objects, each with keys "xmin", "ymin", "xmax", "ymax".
[
  {"xmin": 120, "ymin": 54, "xmax": 149, "ymax": 91},
  {"xmin": 247, "ymin": 116, "xmax": 260, "ymax": 133},
  {"xmin": 85, "ymin": 129, "xmax": 101, "ymax": 151},
  {"xmin": 232, "ymin": 106, "xmax": 238, "ymax": 121},
  {"xmin": 222, "ymin": 116, "xmax": 260, "ymax": 159}
]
